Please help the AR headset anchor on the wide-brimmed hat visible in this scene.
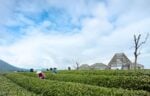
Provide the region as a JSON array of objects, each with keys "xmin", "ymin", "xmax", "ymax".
[{"xmin": 36, "ymin": 71, "xmax": 42, "ymax": 74}]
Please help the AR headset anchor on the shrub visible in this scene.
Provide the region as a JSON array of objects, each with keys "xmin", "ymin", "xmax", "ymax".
[{"xmin": 5, "ymin": 73, "xmax": 149, "ymax": 96}]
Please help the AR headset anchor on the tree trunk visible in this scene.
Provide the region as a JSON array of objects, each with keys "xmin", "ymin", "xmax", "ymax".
[
  {"xmin": 133, "ymin": 33, "xmax": 149, "ymax": 70},
  {"xmin": 134, "ymin": 52, "xmax": 137, "ymax": 70}
]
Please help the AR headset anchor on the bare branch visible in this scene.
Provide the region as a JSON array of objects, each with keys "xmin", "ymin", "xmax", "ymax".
[
  {"xmin": 76, "ymin": 62, "xmax": 80, "ymax": 70},
  {"xmin": 136, "ymin": 34, "xmax": 141, "ymax": 45},
  {"xmin": 133, "ymin": 33, "xmax": 149, "ymax": 70},
  {"xmin": 137, "ymin": 33, "xmax": 149, "ymax": 49},
  {"xmin": 137, "ymin": 52, "xmax": 141, "ymax": 56},
  {"xmin": 134, "ymin": 35, "xmax": 137, "ymax": 47}
]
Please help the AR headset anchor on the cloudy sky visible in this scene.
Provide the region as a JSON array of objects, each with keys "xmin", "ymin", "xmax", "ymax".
[{"xmin": 0, "ymin": 0, "xmax": 150, "ymax": 69}]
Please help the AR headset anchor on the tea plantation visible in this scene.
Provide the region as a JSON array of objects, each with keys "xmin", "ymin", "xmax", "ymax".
[{"xmin": 1, "ymin": 70, "xmax": 150, "ymax": 96}]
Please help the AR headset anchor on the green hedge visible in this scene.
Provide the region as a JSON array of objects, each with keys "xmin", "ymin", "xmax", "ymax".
[
  {"xmin": 0, "ymin": 75, "xmax": 37, "ymax": 96},
  {"xmin": 21, "ymin": 72, "xmax": 150, "ymax": 91},
  {"xmin": 58, "ymin": 70, "xmax": 150, "ymax": 76},
  {"xmin": 5, "ymin": 73, "xmax": 149, "ymax": 96}
]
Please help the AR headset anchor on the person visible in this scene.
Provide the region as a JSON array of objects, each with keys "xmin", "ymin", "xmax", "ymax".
[
  {"xmin": 53, "ymin": 68, "xmax": 57, "ymax": 73},
  {"xmin": 68, "ymin": 67, "xmax": 71, "ymax": 70},
  {"xmin": 36, "ymin": 71, "xmax": 45, "ymax": 79}
]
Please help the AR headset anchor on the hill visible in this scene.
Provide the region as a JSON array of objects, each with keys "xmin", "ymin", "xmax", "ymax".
[{"xmin": 0, "ymin": 59, "xmax": 22, "ymax": 72}]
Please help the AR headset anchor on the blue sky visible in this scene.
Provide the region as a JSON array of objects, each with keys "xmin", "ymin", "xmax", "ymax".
[{"xmin": 0, "ymin": 0, "xmax": 150, "ymax": 69}]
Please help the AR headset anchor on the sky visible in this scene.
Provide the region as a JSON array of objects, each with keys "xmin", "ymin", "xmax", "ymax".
[{"xmin": 0, "ymin": 0, "xmax": 150, "ymax": 69}]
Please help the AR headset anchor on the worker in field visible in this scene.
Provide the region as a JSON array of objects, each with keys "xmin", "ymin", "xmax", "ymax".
[
  {"xmin": 52, "ymin": 68, "xmax": 57, "ymax": 73},
  {"xmin": 36, "ymin": 71, "xmax": 45, "ymax": 79}
]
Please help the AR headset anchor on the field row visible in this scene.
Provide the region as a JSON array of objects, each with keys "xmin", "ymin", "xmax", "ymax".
[
  {"xmin": 58, "ymin": 70, "xmax": 150, "ymax": 76},
  {"xmin": 4, "ymin": 73, "xmax": 149, "ymax": 96},
  {"xmin": 21, "ymin": 72, "xmax": 150, "ymax": 92},
  {"xmin": 0, "ymin": 74, "xmax": 38, "ymax": 96}
]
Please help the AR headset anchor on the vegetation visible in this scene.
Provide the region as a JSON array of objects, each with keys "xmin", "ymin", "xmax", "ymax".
[
  {"xmin": 21, "ymin": 71, "xmax": 150, "ymax": 91},
  {"xmin": 0, "ymin": 74, "xmax": 38, "ymax": 96},
  {"xmin": 58, "ymin": 70, "xmax": 150, "ymax": 76},
  {"xmin": 0, "ymin": 69, "xmax": 149, "ymax": 95},
  {"xmin": 5, "ymin": 73, "xmax": 149, "ymax": 96}
]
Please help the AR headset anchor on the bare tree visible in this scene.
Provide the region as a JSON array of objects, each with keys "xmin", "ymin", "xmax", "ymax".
[
  {"xmin": 72, "ymin": 61, "xmax": 80, "ymax": 70},
  {"xmin": 75, "ymin": 62, "xmax": 80, "ymax": 70},
  {"xmin": 133, "ymin": 33, "xmax": 149, "ymax": 70},
  {"xmin": 72, "ymin": 58, "xmax": 80, "ymax": 70}
]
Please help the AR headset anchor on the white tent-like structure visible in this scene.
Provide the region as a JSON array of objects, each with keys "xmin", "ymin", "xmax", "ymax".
[
  {"xmin": 90, "ymin": 63, "xmax": 109, "ymax": 70},
  {"xmin": 108, "ymin": 53, "xmax": 144, "ymax": 70}
]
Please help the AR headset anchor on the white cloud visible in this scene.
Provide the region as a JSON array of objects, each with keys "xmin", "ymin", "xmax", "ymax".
[
  {"xmin": 107, "ymin": 0, "xmax": 150, "ymax": 27},
  {"xmin": 0, "ymin": 0, "xmax": 14, "ymax": 22},
  {"xmin": 0, "ymin": 0, "xmax": 150, "ymax": 69}
]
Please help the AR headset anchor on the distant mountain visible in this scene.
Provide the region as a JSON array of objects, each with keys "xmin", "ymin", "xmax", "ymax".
[{"xmin": 0, "ymin": 59, "xmax": 22, "ymax": 72}]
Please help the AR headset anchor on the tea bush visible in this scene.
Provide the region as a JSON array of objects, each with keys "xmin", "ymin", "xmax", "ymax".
[
  {"xmin": 21, "ymin": 72, "xmax": 150, "ymax": 91},
  {"xmin": 5, "ymin": 73, "xmax": 149, "ymax": 96},
  {"xmin": 0, "ymin": 74, "xmax": 38, "ymax": 96}
]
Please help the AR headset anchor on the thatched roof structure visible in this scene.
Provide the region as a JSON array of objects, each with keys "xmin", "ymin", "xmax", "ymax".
[
  {"xmin": 108, "ymin": 53, "xmax": 133, "ymax": 69},
  {"xmin": 79, "ymin": 64, "xmax": 90, "ymax": 70},
  {"xmin": 90, "ymin": 63, "xmax": 109, "ymax": 70},
  {"xmin": 79, "ymin": 63, "xmax": 108, "ymax": 70}
]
